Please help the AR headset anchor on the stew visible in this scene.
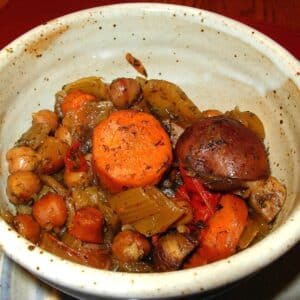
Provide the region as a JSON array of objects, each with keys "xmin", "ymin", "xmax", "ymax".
[{"xmin": 4, "ymin": 74, "xmax": 286, "ymax": 273}]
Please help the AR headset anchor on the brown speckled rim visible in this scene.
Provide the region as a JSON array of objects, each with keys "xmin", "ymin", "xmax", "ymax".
[{"xmin": 0, "ymin": 3, "xmax": 299, "ymax": 299}]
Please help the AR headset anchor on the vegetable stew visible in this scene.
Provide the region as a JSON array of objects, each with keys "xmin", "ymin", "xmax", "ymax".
[{"xmin": 4, "ymin": 75, "xmax": 286, "ymax": 272}]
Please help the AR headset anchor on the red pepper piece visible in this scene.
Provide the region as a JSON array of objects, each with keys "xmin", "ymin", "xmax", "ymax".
[
  {"xmin": 177, "ymin": 165, "xmax": 220, "ymax": 223},
  {"xmin": 176, "ymin": 185, "xmax": 190, "ymax": 200},
  {"xmin": 64, "ymin": 141, "xmax": 88, "ymax": 172},
  {"xmin": 151, "ymin": 234, "xmax": 159, "ymax": 247},
  {"xmin": 190, "ymin": 194, "xmax": 213, "ymax": 223}
]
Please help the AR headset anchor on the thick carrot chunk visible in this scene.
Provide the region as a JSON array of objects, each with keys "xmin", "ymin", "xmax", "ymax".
[
  {"xmin": 69, "ymin": 207, "xmax": 104, "ymax": 243},
  {"xmin": 185, "ymin": 194, "xmax": 248, "ymax": 268}
]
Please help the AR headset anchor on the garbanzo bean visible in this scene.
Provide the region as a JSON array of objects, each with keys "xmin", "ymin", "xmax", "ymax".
[
  {"xmin": 112, "ymin": 230, "xmax": 151, "ymax": 262},
  {"xmin": 7, "ymin": 171, "xmax": 41, "ymax": 204},
  {"xmin": 6, "ymin": 146, "xmax": 39, "ymax": 174},
  {"xmin": 55, "ymin": 125, "xmax": 72, "ymax": 146},
  {"xmin": 32, "ymin": 109, "xmax": 59, "ymax": 132},
  {"xmin": 37, "ymin": 137, "xmax": 69, "ymax": 174}
]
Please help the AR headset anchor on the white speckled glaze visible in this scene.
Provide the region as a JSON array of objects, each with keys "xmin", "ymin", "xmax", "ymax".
[{"xmin": 0, "ymin": 3, "xmax": 299, "ymax": 299}]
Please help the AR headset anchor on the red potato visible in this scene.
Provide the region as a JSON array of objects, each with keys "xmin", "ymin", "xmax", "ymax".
[
  {"xmin": 37, "ymin": 136, "xmax": 69, "ymax": 174},
  {"xmin": 7, "ymin": 171, "xmax": 41, "ymax": 204},
  {"xmin": 69, "ymin": 207, "xmax": 104, "ymax": 243},
  {"xmin": 184, "ymin": 194, "xmax": 248, "ymax": 268},
  {"xmin": 112, "ymin": 230, "xmax": 151, "ymax": 262},
  {"xmin": 32, "ymin": 192, "xmax": 67, "ymax": 229},
  {"xmin": 13, "ymin": 214, "xmax": 41, "ymax": 243},
  {"xmin": 176, "ymin": 116, "xmax": 270, "ymax": 191}
]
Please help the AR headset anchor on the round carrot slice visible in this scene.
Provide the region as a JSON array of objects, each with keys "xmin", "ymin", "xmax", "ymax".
[{"xmin": 92, "ymin": 110, "xmax": 173, "ymax": 192}]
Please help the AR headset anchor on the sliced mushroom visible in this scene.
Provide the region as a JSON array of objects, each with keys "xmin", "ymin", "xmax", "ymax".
[
  {"xmin": 246, "ymin": 176, "xmax": 286, "ymax": 223},
  {"xmin": 153, "ymin": 232, "xmax": 198, "ymax": 271}
]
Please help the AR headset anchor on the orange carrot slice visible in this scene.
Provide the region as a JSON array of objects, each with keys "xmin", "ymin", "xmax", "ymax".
[{"xmin": 92, "ymin": 110, "xmax": 172, "ymax": 192}]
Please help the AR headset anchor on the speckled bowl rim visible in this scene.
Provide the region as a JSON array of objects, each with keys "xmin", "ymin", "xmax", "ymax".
[{"xmin": 0, "ymin": 3, "xmax": 299, "ymax": 299}]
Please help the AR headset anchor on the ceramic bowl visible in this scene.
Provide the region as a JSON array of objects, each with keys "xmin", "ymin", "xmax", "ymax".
[{"xmin": 0, "ymin": 3, "xmax": 299, "ymax": 299}]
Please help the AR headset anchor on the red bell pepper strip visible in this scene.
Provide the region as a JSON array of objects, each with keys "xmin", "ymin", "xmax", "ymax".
[
  {"xmin": 64, "ymin": 141, "xmax": 88, "ymax": 172},
  {"xmin": 176, "ymin": 165, "xmax": 220, "ymax": 223},
  {"xmin": 176, "ymin": 185, "xmax": 190, "ymax": 201}
]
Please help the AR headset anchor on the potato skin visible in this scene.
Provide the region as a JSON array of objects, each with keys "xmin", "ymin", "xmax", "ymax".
[{"xmin": 176, "ymin": 116, "xmax": 270, "ymax": 190}]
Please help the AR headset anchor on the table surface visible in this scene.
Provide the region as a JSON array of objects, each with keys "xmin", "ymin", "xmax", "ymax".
[
  {"xmin": 0, "ymin": 0, "xmax": 300, "ymax": 59},
  {"xmin": 0, "ymin": 1, "xmax": 299, "ymax": 299}
]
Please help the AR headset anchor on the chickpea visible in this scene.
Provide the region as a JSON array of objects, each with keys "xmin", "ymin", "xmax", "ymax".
[
  {"xmin": 32, "ymin": 192, "xmax": 67, "ymax": 229},
  {"xmin": 7, "ymin": 171, "xmax": 41, "ymax": 204},
  {"xmin": 112, "ymin": 230, "xmax": 151, "ymax": 262},
  {"xmin": 6, "ymin": 146, "xmax": 39, "ymax": 174},
  {"xmin": 55, "ymin": 125, "xmax": 72, "ymax": 146},
  {"xmin": 63, "ymin": 169, "xmax": 91, "ymax": 188},
  {"xmin": 32, "ymin": 109, "xmax": 59, "ymax": 132},
  {"xmin": 37, "ymin": 136, "xmax": 69, "ymax": 174},
  {"xmin": 109, "ymin": 78, "xmax": 141, "ymax": 108},
  {"xmin": 13, "ymin": 214, "xmax": 41, "ymax": 243}
]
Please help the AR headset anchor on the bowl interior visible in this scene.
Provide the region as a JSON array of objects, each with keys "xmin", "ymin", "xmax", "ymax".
[{"xmin": 0, "ymin": 3, "xmax": 299, "ymax": 299}]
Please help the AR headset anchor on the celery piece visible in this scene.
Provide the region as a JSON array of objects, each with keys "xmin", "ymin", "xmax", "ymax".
[
  {"xmin": 109, "ymin": 187, "xmax": 159, "ymax": 224},
  {"xmin": 139, "ymin": 79, "xmax": 201, "ymax": 126},
  {"xmin": 109, "ymin": 187, "xmax": 185, "ymax": 237},
  {"xmin": 63, "ymin": 76, "xmax": 108, "ymax": 100}
]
